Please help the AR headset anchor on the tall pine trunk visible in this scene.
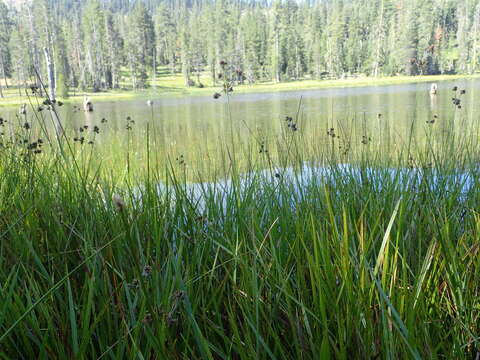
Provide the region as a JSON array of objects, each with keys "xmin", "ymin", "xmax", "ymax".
[{"xmin": 44, "ymin": 47, "xmax": 56, "ymax": 101}]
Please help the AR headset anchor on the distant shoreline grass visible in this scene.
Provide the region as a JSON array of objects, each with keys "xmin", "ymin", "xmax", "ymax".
[{"xmin": 1, "ymin": 73, "xmax": 479, "ymax": 108}]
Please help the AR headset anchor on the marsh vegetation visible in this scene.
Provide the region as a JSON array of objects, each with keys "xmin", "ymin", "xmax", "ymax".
[
  {"xmin": 0, "ymin": 72, "xmax": 479, "ymax": 359},
  {"xmin": 3, "ymin": 0, "xmax": 480, "ymax": 357}
]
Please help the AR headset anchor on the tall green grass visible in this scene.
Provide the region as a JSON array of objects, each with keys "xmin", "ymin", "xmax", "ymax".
[{"xmin": 0, "ymin": 91, "xmax": 479, "ymax": 359}]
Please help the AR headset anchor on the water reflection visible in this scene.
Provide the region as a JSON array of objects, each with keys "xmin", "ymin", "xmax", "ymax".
[
  {"xmin": 145, "ymin": 162, "xmax": 476, "ymax": 213},
  {"xmin": 1, "ymin": 78, "xmax": 479, "ymax": 172}
]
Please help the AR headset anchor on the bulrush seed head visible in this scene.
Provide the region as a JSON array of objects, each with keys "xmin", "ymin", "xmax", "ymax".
[
  {"xmin": 113, "ymin": 194, "xmax": 126, "ymax": 212},
  {"xmin": 142, "ymin": 265, "xmax": 152, "ymax": 277}
]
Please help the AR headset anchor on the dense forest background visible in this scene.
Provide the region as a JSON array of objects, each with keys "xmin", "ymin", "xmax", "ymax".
[{"xmin": 1, "ymin": 0, "xmax": 480, "ymax": 97}]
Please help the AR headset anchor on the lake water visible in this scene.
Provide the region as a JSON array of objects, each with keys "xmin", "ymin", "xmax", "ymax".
[
  {"xmin": 145, "ymin": 162, "xmax": 476, "ymax": 214},
  {"xmin": 2, "ymin": 78, "xmax": 479, "ymax": 175}
]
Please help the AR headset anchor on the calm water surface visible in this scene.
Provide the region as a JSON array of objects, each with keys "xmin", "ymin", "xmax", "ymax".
[{"xmin": 2, "ymin": 79, "xmax": 479, "ymax": 173}]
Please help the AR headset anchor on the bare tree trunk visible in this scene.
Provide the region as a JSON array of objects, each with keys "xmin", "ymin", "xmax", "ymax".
[
  {"xmin": 274, "ymin": 32, "xmax": 280, "ymax": 83},
  {"xmin": 0, "ymin": 55, "xmax": 8, "ymax": 92},
  {"xmin": 295, "ymin": 42, "xmax": 300, "ymax": 80},
  {"xmin": 472, "ymin": 4, "xmax": 480, "ymax": 72},
  {"xmin": 44, "ymin": 47, "xmax": 56, "ymax": 101},
  {"xmin": 129, "ymin": 54, "xmax": 136, "ymax": 89},
  {"xmin": 0, "ymin": 56, "xmax": 4, "ymax": 97},
  {"xmin": 170, "ymin": 43, "xmax": 176, "ymax": 75},
  {"xmin": 16, "ymin": 63, "xmax": 21, "ymax": 96}
]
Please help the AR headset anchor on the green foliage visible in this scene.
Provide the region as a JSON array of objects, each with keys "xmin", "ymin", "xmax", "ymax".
[
  {"xmin": 56, "ymin": 72, "xmax": 69, "ymax": 98},
  {"xmin": 125, "ymin": 2, "xmax": 155, "ymax": 89},
  {"xmin": 2, "ymin": 0, "xmax": 480, "ymax": 95},
  {"xmin": 0, "ymin": 85, "xmax": 479, "ymax": 358}
]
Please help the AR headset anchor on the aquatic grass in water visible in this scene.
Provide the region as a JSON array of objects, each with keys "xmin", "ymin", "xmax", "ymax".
[{"xmin": 0, "ymin": 88, "xmax": 479, "ymax": 359}]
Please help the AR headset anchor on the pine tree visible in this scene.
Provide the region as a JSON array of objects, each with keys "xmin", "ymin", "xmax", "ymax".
[
  {"xmin": 83, "ymin": 0, "xmax": 106, "ymax": 91},
  {"xmin": 1, "ymin": 0, "xmax": 480, "ymax": 92},
  {"xmin": 126, "ymin": 2, "xmax": 155, "ymax": 88},
  {"xmin": 9, "ymin": 28, "xmax": 30, "ymax": 95},
  {"xmin": 105, "ymin": 11, "xmax": 123, "ymax": 89}
]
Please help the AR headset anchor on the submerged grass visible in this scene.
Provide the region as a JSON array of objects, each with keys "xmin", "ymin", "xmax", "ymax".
[{"xmin": 0, "ymin": 87, "xmax": 479, "ymax": 359}]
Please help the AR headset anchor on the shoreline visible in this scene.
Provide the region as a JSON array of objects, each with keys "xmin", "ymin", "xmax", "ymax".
[{"xmin": 1, "ymin": 73, "xmax": 478, "ymax": 108}]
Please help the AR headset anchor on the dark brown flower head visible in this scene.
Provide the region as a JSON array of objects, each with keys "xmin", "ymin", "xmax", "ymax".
[
  {"xmin": 113, "ymin": 194, "xmax": 125, "ymax": 212},
  {"xmin": 142, "ymin": 265, "xmax": 152, "ymax": 277},
  {"xmin": 129, "ymin": 279, "xmax": 140, "ymax": 288},
  {"xmin": 142, "ymin": 313, "xmax": 153, "ymax": 324},
  {"xmin": 173, "ymin": 290, "xmax": 185, "ymax": 300}
]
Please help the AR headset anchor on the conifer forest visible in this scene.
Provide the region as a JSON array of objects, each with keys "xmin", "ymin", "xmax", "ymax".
[{"xmin": 1, "ymin": 0, "xmax": 480, "ymax": 95}]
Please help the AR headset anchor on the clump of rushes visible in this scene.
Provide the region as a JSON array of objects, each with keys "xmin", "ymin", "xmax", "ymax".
[
  {"xmin": 259, "ymin": 141, "xmax": 268, "ymax": 154},
  {"xmin": 451, "ymin": 86, "xmax": 466, "ymax": 109},
  {"xmin": 1, "ymin": 83, "xmax": 480, "ymax": 360},
  {"xmin": 126, "ymin": 116, "xmax": 135, "ymax": 130},
  {"xmin": 175, "ymin": 154, "xmax": 186, "ymax": 166},
  {"xmin": 73, "ymin": 136, "xmax": 85, "ymax": 144},
  {"xmin": 339, "ymin": 139, "xmax": 351, "ymax": 155},
  {"xmin": 30, "ymin": 85, "xmax": 39, "ymax": 94},
  {"xmin": 213, "ymin": 60, "xmax": 234, "ymax": 99},
  {"xmin": 327, "ymin": 127, "xmax": 336, "ymax": 138},
  {"xmin": 361, "ymin": 134, "xmax": 371, "ymax": 144},
  {"xmin": 285, "ymin": 116, "xmax": 298, "ymax": 131},
  {"xmin": 142, "ymin": 265, "xmax": 152, "ymax": 277},
  {"xmin": 426, "ymin": 115, "xmax": 437, "ymax": 124}
]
